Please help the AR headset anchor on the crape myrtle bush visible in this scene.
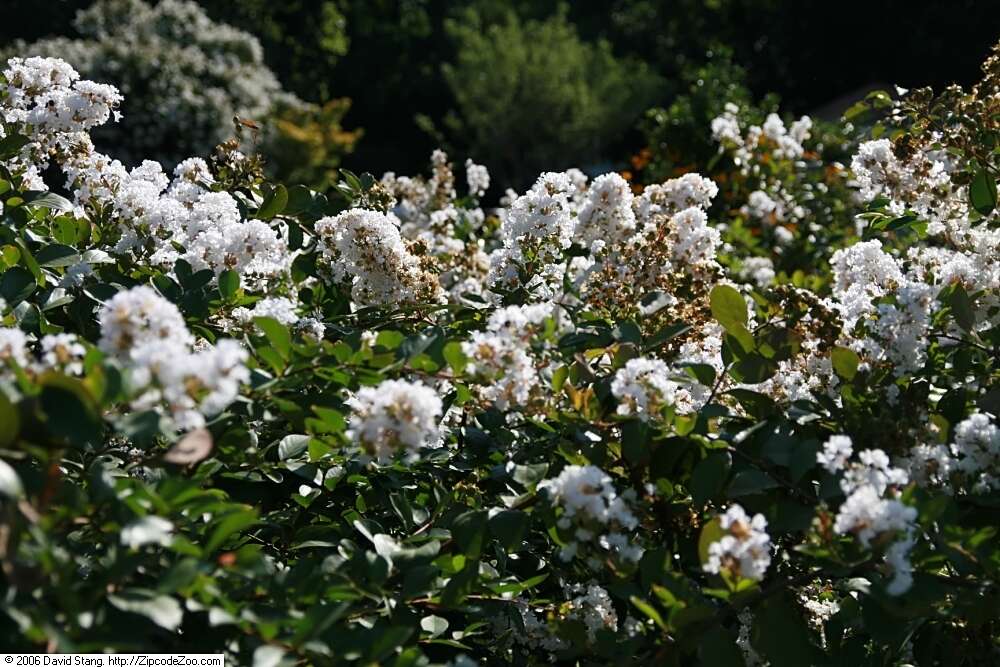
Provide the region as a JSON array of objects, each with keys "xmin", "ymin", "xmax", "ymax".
[
  {"xmin": 633, "ymin": 49, "xmax": 862, "ymax": 291},
  {"xmin": 0, "ymin": 42, "xmax": 999, "ymax": 667}
]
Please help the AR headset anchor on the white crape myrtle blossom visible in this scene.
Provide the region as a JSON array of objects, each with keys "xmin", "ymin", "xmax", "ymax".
[
  {"xmin": 346, "ymin": 379, "xmax": 443, "ymax": 462},
  {"xmin": 736, "ymin": 608, "xmax": 769, "ymax": 667},
  {"xmin": 703, "ymin": 504, "xmax": 773, "ymax": 582},
  {"xmin": 39, "ymin": 334, "xmax": 87, "ymax": 375},
  {"xmin": 314, "ymin": 208, "xmax": 443, "ymax": 307},
  {"xmin": 738, "ymin": 256, "xmax": 776, "ymax": 288},
  {"xmin": 98, "ymin": 286, "xmax": 193, "ymax": 360},
  {"xmin": 232, "ymin": 296, "xmax": 299, "ymax": 327},
  {"xmin": 820, "ymin": 435, "xmax": 919, "ymax": 595},
  {"xmin": 711, "ymin": 103, "xmax": 742, "ymax": 146},
  {"xmin": 460, "ymin": 303, "xmax": 568, "ymax": 412},
  {"xmin": 465, "ymin": 158, "xmax": 490, "ymax": 198},
  {"xmin": 538, "ymin": 465, "xmax": 642, "ymax": 566},
  {"xmin": 949, "ymin": 412, "xmax": 1000, "ymax": 493},
  {"xmin": 461, "ymin": 331, "xmax": 539, "ymax": 411},
  {"xmin": 851, "ymin": 138, "xmax": 962, "ymax": 220},
  {"xmin": 575, "ymin": 172, "xmax": 636, "ymax": 246},
  {"xmin": 829, "ymin": 239, "xmax": 939, "ymax": 376},
  {"xmin": 2, "ymin": 56, "xmax": 122, "ymax": 159},
  {"xmin": 817, "ymin": 435, "xmax": 854, "ymax": 473},
  {"xmin": 496, "ymin": 583, "xmax": 618, "ymax": 657},
  {"xmin": 0, "ymin": 328, "xmax": 31, "ymax": 370},
  {"xmin": 487, "ymin": 171, "xmax": 579, "ymax": 297},
  {"xmin": 611, "ymin": 357, "xmax": 685, "ymax": 420},
  {"xmin": 97, "ymin": 286, "xmax": 249, "ymax": 429},
  {"xmin": 564, "ymin": 583, "xmax": 619, "ymax": 641}
]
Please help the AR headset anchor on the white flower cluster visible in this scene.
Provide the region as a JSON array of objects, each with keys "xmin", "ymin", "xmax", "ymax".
[
  {"xmin": 98, "ymin": 286, "xmax": 248, "ymax": 429},
  {"xmin": 538, "ymin": 465, "xmax": 642, "ymax": 566},
  {"xmin": 819, "ymin": 435, "xmax": 918, "ymax": 595},
  {"xmin": 851, "ymin": 139, "xmax": 961, "ymax": 221},
  {"xmin": 465, "ymin": 159, "xmax": 490, "ymax": 198},
  {"xmin": 315, "ymin": 208, "xmax": 443, "ymax": 307},
  {"xmin": 0, "ymin": 329, "xmax": 89, "ymax": 378},
  {"xmin": 703, "ymin": 504, "xmax": 772, "ymax": 582},
  {"xmin": 830, "ymin": 240, "xmax": 936, "ymax": 375},
  {"xmin": 346, "ymin": 379, "xmax": 443, "ymax": 462},
  {"xmin": 498, "ymin": 583, "xmax": 618, "ymax": 656},
  {"xmin": 2, "ymin": 58, "xmax": 289, "ymax": 292},
  {"xmin": 907, "ymin": 412, "xmax": 1000, "ymax": 494},
  {"xmin": 711, "ymin": 104, "xmax": 811, "ymax": 162},
  {"xmin": 381, "ymin": 152, "xmax": 492, "ymax": 300},
  {"xmin": 1, "ymin": 55, "xmax": 121, "ymax": 173},
  {"xmin": 229, "ymin": 296, "xmax": 325, "ymax": 340},
  {"xmin": 488, "ymin": 171, "xmax": 579, "ymax": 298},
  {"xmin": 461, "ymin": 303, "xmax": 566, "ymax": 412},
  {"xmin": 576, "ymin": 173, "xmax": 637, "ymax": 247},
  {"xmin": 611, "ymin": 357, "xmax": 686, "ymax": 420}
]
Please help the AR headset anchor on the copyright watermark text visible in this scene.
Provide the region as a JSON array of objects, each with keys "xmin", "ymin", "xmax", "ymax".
[{"xmin": 1, "ymin": 656, "xmax": 223, "ymax": 667}]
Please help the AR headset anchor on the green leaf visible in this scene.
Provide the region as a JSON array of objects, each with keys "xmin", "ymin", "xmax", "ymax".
[
  {"xmin": 23, "ymin": 191, "xmax": 74, "ymax": 213},
  {"xmin": 278, "ymin": 434, "xmax": 310, "ymax": 460},
  {"xmin": 218, "ymin": 269, "xmax": 240, "ymax": 299},
  {"xmin": 0, "ymin": 133, "xmax": 30, "ymax": 160},
  {"xmin": 488, "ymin": 510, "xmax": 529, "ymax": 551},
  {"xmin": 34, "ymin": 244, "xmax": 80, "ymax": 268},
  {"xmin": 710, "ymin": 284, "xmax": 747, "ymax": 332},
  {"xmin": 629, "ymin": 596, "xmax": 667, "ymax": 630},
  {"xmin": 698, "ymin": 627, "xmax": 745, "ymax": 667},
  {"xmin": 442, "ymin": 341, "xmax": 468, "ymax": 374},
  {"xmin": 375, "ymin": 330, "xmax": 405, "ymax": 349},
  {"xmin": 257, "ymin": 184, "xmax": 288, "ymax": 220},
  {"xmin": 753, "ymin": 593, "xmax": 823, "ymax": 666},
  {"xmin": 0, "ymin": 266, "xmax": 36, "ymax": 305},
  {"xmin": 451, "ymin": 510, "xmax": 488, "ymax": 559},
  {"xmin": 108, "ymin": 590, "xmax": 183, "ymax": 631},
  {"xmin": 943, "ymin": 283, "xmax": 975, "ymax": 333},
  {"xmin": 690, "ymin": 451, "xmax": 732, "ymax": 506},
  {"xmin": 420, "ymin": 615, "xmax": 449, "ymax": 637},
  {"xmin": 0, "ymin": 393, "xmax": 19, "ymax": 447},
  {"xmin": 970, "ymin": 165, "xmax": 997, "ymax": 216},
  {"xmin": 697, "ymin": 518, "xmax": 725, "ymax": 567},
  {"xmin": 38, "ymin": 375, "xmax": 102, "ymax": 446},
  {"xmin": 728, "ymin": 469, "xmax": 780, "ymax": 497},
  {"xmin": 204, "ymin": 508, "xmax": 258, "ymax": 554},
  {"xmin": 831, "ymin": 346, "xmax": 860, "ymax": 381},
  {"xmin": 0, "ymin": 459, "xmax": 24, "ymax": 499},
  {"xmin": 252, "ymin": 645, "xmax": 288, "ymax": 667},
  {"xmin": 255, "ymin": 317, "xmax": 292, "ymax": 359}
]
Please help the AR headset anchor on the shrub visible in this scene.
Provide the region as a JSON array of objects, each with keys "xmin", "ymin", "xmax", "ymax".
[
  {"xmin": 439, "ymin": 7, "xmax": 662, "ymax": 190},
  {"xmin": 0, "ymin": 40, "xmax": 999, "ymax": 666}
]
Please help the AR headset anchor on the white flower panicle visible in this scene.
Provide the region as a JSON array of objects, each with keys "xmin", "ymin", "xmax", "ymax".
[
  {"xmin": 315, "ymin": 208, "xmax": 443, "ymax": 307},
  {"xmin": 346, "ymin": 379, "xmax": 443, "ymax": 461},
  {"xmin": 0, "ymin": 328, "xmax": 31, "ymax": 369},
  {"xmin": 97, "ymin": 286, "xmax": 248, "ymax": 429},
  {"xmin": 820, "ymin": 435, "xmax": 918, "ymax": 595},
  {"xmin": 98, "ymin": 286, "xmax": 193, "ymax": 360},
  {"xmin": 950, "ymin": 413, "xmax": 1000, "ymax": 493},
  {"xmin": 817, "ymin": 435, "xmax": 854, "ymax": 474},
  {"xmin": 703, "ymin": 504, "xmax": 772, "ymax": 582},
  {"xmin": 611, "ymin": 357, "xmax": 682, "ymax": 421},
  {"xmin": 539, "ymin": 465, "xmax": 642, "ymax": 566},
  {"xmin": 575, "ymin": 172, "xmax": 636, "ymax": 246},
  {"xmin": 465, "ymin": 159, "xmax": 490, "ymax": 198}
]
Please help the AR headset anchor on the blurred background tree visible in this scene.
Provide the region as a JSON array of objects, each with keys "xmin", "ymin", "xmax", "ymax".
[
  {"xmin": 436, "ymin": 7, "xmax": 662, "ymax": 190},
  {"xmin": 2, "ymin": 0, "xmax": 997, "ymax": 192}
]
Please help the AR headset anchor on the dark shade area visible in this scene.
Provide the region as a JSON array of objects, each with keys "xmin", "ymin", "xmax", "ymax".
[{"xmin": 3, "ymin": 0, "xmax": 997, "ymax": 182}]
